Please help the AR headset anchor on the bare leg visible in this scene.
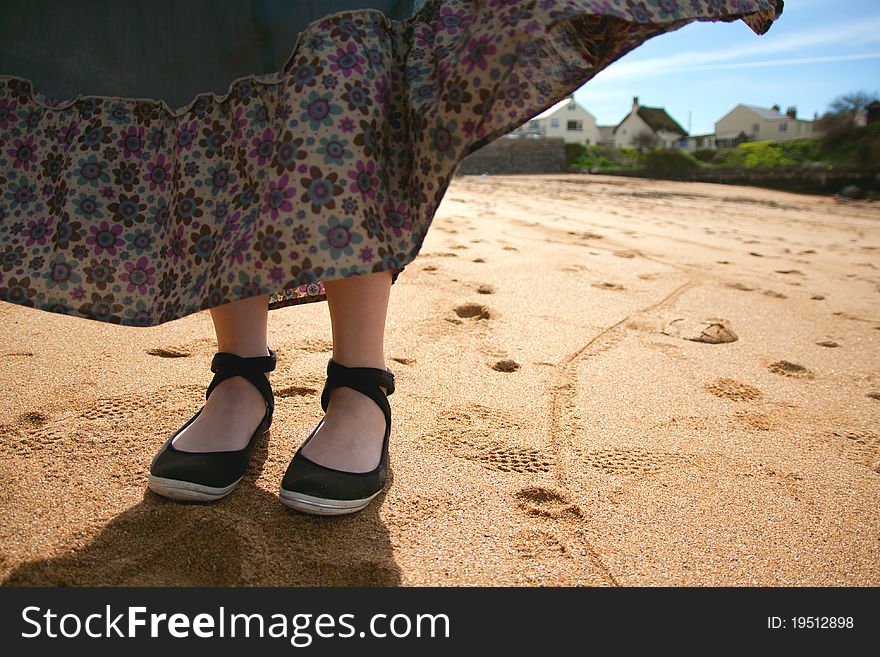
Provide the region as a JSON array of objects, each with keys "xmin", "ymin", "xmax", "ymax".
[
  {"xmin": 171, "ymin": 293, "xmax": 271, "ymax": 452},
  {"xmin": 300, "ymin": 270, "xmax": 392, "ymax": 472}
]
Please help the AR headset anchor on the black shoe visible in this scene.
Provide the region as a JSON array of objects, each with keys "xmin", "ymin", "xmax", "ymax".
[
  {"xmin": 147, "ymin": 348, "xmax": 277, "ymax": 502},
  {"xmin": 279, "ymin": 358, "xmax": 395, "ymax": 515}
]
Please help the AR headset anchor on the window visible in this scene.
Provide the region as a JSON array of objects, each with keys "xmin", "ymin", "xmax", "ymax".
[
  {"xmin": 752, "ymin": 123, "xmax": 759, "ymax": 133},
  {"xmin": 567, "ymin": 103, "xmax": 576, "ymax": 111},
  {"xmin": 566, "ymin": 120, "xmax": 583, "ymax": 131},
  {"xmin": 778, "ymin": 122, "xmax": 787, "ymax": 132},
  {"xmin": 529, "ymin": 120, "xmax": 540, "ymax": 128},
  {"xmin": 550, "ymin": 118, "xmax": 559, "ymax": 127}
]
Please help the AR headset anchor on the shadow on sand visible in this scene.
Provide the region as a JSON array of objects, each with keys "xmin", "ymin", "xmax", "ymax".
[{"xmin": 3, "ymin": 429, "xmax": 401, "ymax": 586}]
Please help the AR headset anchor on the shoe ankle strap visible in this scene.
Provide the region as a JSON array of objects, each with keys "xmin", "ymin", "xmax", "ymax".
[
  {"xmin": 320, "ymin": 358, "xmax": 395, "ymax": 429},
  {"xmin": 206, "ymin": 348, "xmax": 277, "ymax": 414}
]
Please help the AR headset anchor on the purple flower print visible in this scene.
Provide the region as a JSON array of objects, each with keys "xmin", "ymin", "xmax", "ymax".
[
  {"xmin": 0, "ymin": 98, "xmax": 17, "ymax": 130},
  {"xmin": 249, "ymin": 128, "xmax": 275, "ymax": 165},
  {"xmin": 23, "ymin": 217, "xmax": 54, "ymax": 247},
  {"xmin": 383, "ymin": 200, "xmax": 413, "ymax": 238},
  {"xmin": 462, "ymin": 34, "xmax": 496, "ymax": 74},
  {"xmin": 86, "ymin": 221, "xmax": 124, "ymax": 256},
  {"xmin": 347, "ymin": 160, "xmax": 378, "ymax": 200},
  {"xmin": 58, "ymin": 122, "xmax": 81, "ymax": 150},
  {"xmin": 328, "ymin": 42, "xmax": 366, "ymax": 79},
  {"xmin": 120, "ymin": 256, "xmax": 156, "ymax": 295},
  {"xmin": 7, "ymin": 135, "xmax": 37, "ymax": 172},
  {"xmin": 262, "ymin": 174, "xmax": 295, "ymax": 220},
  {"xmin": 435, "ymin": 6, "xmax": 466, "ymax": 35},
  {"xmin": 650, "ymin": 0, "xmax": 681, "ymax": 19},
  {"xmin": 145, "ymin": 154, "xmax": 170, "ymax": 192},
  {"xmin": 166, "ymin": 225, "xmax": 188, "ymax": 265},
  {"xmin": 231, "ymin": 107, "xmax": 247, "ymax": 140},
  {"xmin": 116, "ymin": 126, "xmax": 144, "ymax": 157},
  {"xmin": 176, "ymin": 120, "xmax": 198, "ymax": 152}
]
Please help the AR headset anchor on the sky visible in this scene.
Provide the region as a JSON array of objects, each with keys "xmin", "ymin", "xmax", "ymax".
[{"xmin": 560, "ymin": 0, "xmax": 880, "ymax": 135}]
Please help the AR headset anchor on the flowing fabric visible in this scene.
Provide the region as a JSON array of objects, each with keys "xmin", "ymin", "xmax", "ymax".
[{"xmin": 0, "ymin": 0, "xmax": 783, "ymax": 326}]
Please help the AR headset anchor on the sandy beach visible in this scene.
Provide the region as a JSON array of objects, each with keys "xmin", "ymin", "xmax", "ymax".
[{"xmin": 1, "ymin": 172, "xmax": 877, "ymax": 586}]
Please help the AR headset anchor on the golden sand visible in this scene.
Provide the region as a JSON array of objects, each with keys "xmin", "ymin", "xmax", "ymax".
[{"xmin": 1, "ymin": 173, "xmax": 878, "ymax": 586}]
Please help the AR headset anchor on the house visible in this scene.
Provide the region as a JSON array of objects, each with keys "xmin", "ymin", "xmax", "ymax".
[
  {"xmin": 682, "ymin": 132, "xmax": 716, "ymax": 152},
  {"xmin": 714, "ymin": 103, "xmax": 817, "ymax": 147},
  {"xmin": 612, "ymin": 97, "xmax": 688, "ymax": 150},
  {"xmin": 506, "ymin": 95, "xmax": 602, "ymax": 146}
]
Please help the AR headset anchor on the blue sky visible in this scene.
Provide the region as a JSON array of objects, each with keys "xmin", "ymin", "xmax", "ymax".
[{"xmin": 564, "ymin": 0, "xmax": 880, "ymax": 135}]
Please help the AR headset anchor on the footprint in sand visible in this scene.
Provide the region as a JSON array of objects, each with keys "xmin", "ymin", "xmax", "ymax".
[
  {"xmin": 733, "ymin": 409, "xmax": 776, "ymax": 431},
  {"xmin": 421, "ymin": 405, "xmax": 551, "ymax": 474},
  {"xmin": 80, "ymin": 393, "xmax": 152, "ymax": 422},
  {"xmin": 17, "ymin": 410, "xmax": 50, "ymax": 428},
  {"xmin": 613, "ymin": 249, "xmax": 640, "ymax": 259},
  {"xmin": 821, "ymin": 429, "xmax": 880, "ymax": 472},
  {"xmin": 453, "ymin": 303, "xmax": 491, "ymax": 320},
  {"xmin": 591, "ymin": 282, "xmax": 625, "ymax": 291},
  {"xmin": 868, "ymin": 392, "xmax": 880, "ymax": 401},
  {"xmin": 811, "ymin": 294, "xmax": 825, "ymax": 300},
  {"xmin": 774, "ymin": 269, "xmax": 804, "ymax": 276},
  {"xmin": 421, "ymin": 264, "xmax": 438, "ymax": 272},
  {"xmin": 502, "ymin": 246, "xmax": 519, "ymax": 251},
  {"xmin": 725, "ymin": 282, "xmax": 755, "ymax": 291},
  {"xmin": 472, "ymin": 257, "xmax": 486, "ymax": 263},
  {"xmin": 476, "ymin": 284, "xmax": 496, "ymax": 294},
  {"xmin": 578, "ymin": 447, "xmax": 696, "ymax": 476},
  {"xmin": 390, "ymin": 356, "xmax": 416, "ymax": 365},
  {"xmin": 146, "ymin": 346, "xmax": 191, "ymax": 358},
  {"xmin": 762, "ymin": 289, "xmax": 787, "ymax": 299},
  {"xmin": 816, "ymin": 340, "xmax": 839, "ymax": 348},
  {"xmin": 513, "ymin": 528, "xmax": 568, "ymax": 560},
  {"xmin": 422, "ymin": 428, "xmax": 552, "ymax": 474},
  {"xmin": 492, "ymin": 359, "xmax": 520, "ymax": 372},
  {"xmin": 275, "ymin": 385, "xmax": 318, "ymax": 398},
  {"xmin": 767, "ymin": 360, "xmax": 814, "ymax": 379},
  {"xmin": 705, "ymin": 378, "xmax": 763, "ymax": 401},
  {"xmin": 514, "ymin": 486, "xmax": 582, "ymax": 520}
]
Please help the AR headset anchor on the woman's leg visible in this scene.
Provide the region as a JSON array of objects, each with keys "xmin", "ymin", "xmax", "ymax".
[
  {"xmin": 171, "ymin": 293, "xmax": 271, "ymax": 452},
  {"xmin": 300, "ymin": 270, "xmax": 392, "ymax": 472}
]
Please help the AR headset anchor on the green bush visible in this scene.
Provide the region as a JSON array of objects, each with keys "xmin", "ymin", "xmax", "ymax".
[
  {"xmin": 619, "ymin": 147, "xmax": 645, "ymax": 164},
  {"xmin": 643, "ymin": 148, "xmax": 702, "ymax": 173},
  {"xmin": 567, "ymin": 144, "xmax": 635, "ymax": 171},
  {"xmin": 818, "ymin": 121, "xmax": 880, "ymax": 169},
  {"xmin": 565, "ymin": 142, "xmax": 589, "ymax": 162},
  {"xmin": 776, "ymin": 139, "xmax": 821, "ymax": 164},
  {"xmin": 711, "ymin": 141, "xmax": 790, "ymax": 168},
  {"xmin": 692, "ymin": 148, "xmax": 717, "ymax": 162}
]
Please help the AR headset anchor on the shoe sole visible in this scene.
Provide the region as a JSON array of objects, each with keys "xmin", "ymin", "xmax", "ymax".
[
  {"xmin": 278, "ymin": 488, "xmax": 381, "ymax": 516},
  {"xmin": 147, "ymin": 473, "xmax": 241, "ymax": 502}
]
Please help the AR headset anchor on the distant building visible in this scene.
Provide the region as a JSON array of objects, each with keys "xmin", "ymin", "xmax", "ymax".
[
  {"xmin": 612, "ymin": 96, "xmax": 688, "ymax": 150},
  {"xmin": 506, "ymin": 95, "xmax": 602, "ymax": 146},
  {"xmin": 682, "ymin": 133, "xmax": 716, "ymax": 153},
  {"xmin": 714, "ymin": 103, "xmax": 817, "ymax": 147},
  {"xmin": 863, "ymin": 100, "xmax": 880, "ymax": 125}
]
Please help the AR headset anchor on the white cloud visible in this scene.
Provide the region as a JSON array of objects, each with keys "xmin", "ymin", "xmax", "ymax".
[{"xmin": 597, "ymin": 15, "xmax": 880, "ymax": 81}]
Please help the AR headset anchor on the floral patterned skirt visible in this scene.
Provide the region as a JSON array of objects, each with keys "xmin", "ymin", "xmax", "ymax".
[{"xmin": 0, "ymin": 0, "xmax": 783, "ymax": 326}]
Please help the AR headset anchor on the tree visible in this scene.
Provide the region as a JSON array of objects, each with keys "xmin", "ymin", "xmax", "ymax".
[
  {"xmin": 816, "ymin": 89, "xmax": 879, "ymax": 132},
  {"xmin": 632, "ymin": 131, "xmax": 658, "ymax": 153}
]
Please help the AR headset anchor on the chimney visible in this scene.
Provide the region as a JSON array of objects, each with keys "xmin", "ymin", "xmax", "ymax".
[
  {"xmin": 786, "ymin": 106, "xmax": 797, "ymax": 119},
  {"xmin": 633, "ymin": 96, "xmax": 639, "ymax": 113}
]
